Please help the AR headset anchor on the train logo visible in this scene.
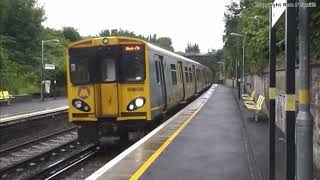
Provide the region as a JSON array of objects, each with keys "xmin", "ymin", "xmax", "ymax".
[{"xmin": 78, "ymin": 86, "xmax": 90, "ymax": 99}]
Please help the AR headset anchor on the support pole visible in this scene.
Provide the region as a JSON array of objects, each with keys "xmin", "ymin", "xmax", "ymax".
[
  {"xmin": 236, "ymin": 57, "xmax": 240, "ymax": 99},
  {"xmin": 285, "ymin": 1, "xmax": 297, "ymax": 179},
  {"xmin": 296, "ymin": 0, "xmax": 313, "ymax": 179},
  {"xmin": 242, "ymin": 37, "xmax": 245, "ymax": 94},
  {"xmin": 41, "ymin": 40, "xmax": 44, "ymax": 101},
  {"xmin": 268, "ymin": 6, "xmax": 276, "ymax": 180}
]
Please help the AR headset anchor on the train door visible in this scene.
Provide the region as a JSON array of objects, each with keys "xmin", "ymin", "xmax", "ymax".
[
  {"xmin": 192, "ymin": 65, "xmax": 197, "ymax": 93},
  {"xmin": 99, "ymin": 57, "xmax": 119, "ymax": 116},
  {"xmin": 204, "ymin": 69, "xmax": 207, "ymax": 85},
  {"xmin": 178, "ymin": 62, "xmax": 185, "ymax": 100},
  {"xmin": 158, "ymin": 55, "xmax": 167, "ymax": 110}
]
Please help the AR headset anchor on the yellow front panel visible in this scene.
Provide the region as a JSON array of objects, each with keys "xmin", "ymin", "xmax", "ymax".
[
  {"xmin": 66, "ymin": 37, "xmax": 152, "ymax": 121},
  {"xmin": 118, "ymin": 84, "xmax": 149, "ymax": 120},
  {"xmin": 100, "ymin": 83, "xmax": 119, "ymax": 115},
  {"xmin": 68, "ymin": 85, "xmax": 97, "ymax": 121}
]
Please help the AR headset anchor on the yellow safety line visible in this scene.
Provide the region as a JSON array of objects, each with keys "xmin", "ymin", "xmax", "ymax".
[
  {"xmin": 129, "ymin": 99, "xmax": 209, "ymax": 180},
  {"xmin": 151, "ymin": 106, "xmax": 162, "ymax": 111}
]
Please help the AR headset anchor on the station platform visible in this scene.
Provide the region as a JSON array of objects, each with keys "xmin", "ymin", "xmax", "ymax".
[
  {"xmin": 0, "ymin": 97, "xmax": 67, "ymax": 121},
  {"xmin": 87, "ymin": 85, "xmax": 270, "ymax": 180}
]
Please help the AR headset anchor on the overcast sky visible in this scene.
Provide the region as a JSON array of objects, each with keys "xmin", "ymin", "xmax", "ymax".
[{"xmin": 37, "ymin": 0, "xmax": 233, "ymax": 53}]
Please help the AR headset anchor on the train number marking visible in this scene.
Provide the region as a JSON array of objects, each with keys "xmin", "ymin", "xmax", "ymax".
[{"xmin": 127, "ymin": 87, "xmax": 144, "ymax": 92}]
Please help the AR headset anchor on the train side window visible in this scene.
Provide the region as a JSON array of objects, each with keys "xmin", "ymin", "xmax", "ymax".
[
  {"xmin": 184, "ymin": 67, "xmax": 189, "ymax": 82},
  {"xmin": 170, "ymin": 64, "xmax": 177, "ymax": 85},
  {"xmin": 189, "ymin": 67, "xmax": 193, "ymax": 82},
  {"xmin": 155, "ymin": 61, "xmax": 160, "ymax": 84}
]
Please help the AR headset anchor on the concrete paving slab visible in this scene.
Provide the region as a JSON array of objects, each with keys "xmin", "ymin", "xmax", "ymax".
[
  {"xmin": 141, "ymin": 86, "xmax": 253, "ymax": 180},
  {"xmin": 0, "ymin": 97, "xmax": 67, "ymax": 118}
]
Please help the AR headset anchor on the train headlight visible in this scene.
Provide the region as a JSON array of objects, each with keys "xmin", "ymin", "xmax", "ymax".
[
  {"xmin": 102, "ymin": 38, "xmax": 109, "ymax": 44},
  {"xmin": 135, "ymin": 98, "xmax": 144, "ymax": 107},
  {"xmin": 72, "ymin": 99, "xmax": 91, "ymax": 112},
  {"xmin": 74, "ymin": 100, "xmax": 82, "ymax": 108},
  {"xmin": 127, "ymin": 97, "xmax": 146, "ymax": 111},
  {"xmin": 129, "ymin": 104, "xmax": 134, "ymax": 110}
]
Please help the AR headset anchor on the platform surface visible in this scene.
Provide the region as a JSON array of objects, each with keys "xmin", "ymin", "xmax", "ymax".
[
  {"xmin": 87, "ymin": 85, "xmax": 262, "ymax": 180},
  {"xmin": 0, "ymin": 97, "xmax": 67, "ymax": 118},
  {"xmin": 140, "ymin": 85, "xmax": 252, "ymax": 180}
]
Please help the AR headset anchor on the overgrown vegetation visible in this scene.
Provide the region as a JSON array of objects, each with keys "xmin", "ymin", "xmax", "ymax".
[{"xmin": 222, "ymin": 0, "xmax": 320, "ymax": 78}]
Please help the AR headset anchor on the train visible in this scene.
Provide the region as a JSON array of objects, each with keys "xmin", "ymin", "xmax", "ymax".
[{"xmin": 66, "ymin": 36, "xmax": 213, "ymax": 142}]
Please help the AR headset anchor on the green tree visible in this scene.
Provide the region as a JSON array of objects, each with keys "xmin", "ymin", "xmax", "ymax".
[
  {"xmin": 62, "ymin": 27, "xmax": 81, "ymax": 42},
  {"xmin": 148, "ymin": 34, "xmax": 157, "ymax": 44},
  {"xmin": 222, "ymin": 1, "xmax": 241, "ymax": 78},
  {"xmin": 99, "ymin": 29, "xmax": 110, "ymax": 37},
  {"xmin": 156, "ymin": 37, "xmax": 174, "ymax": 52},
  {"xmin": 0, "ymin": 0, "xmax": 70, "ymax": 94},
  {"xmin": 0, "ymin": 0, "xmax": 45, "ymax": 93},
  {"xmin": 185, "ymin": 42, "xmax": 200, "ymax": 53}
]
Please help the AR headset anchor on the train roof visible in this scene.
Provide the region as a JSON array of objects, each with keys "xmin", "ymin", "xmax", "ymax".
[
  {"xmin": 69, "ymin": 36, "xmax": 210, "ymax": 70},
  {"xmin": 145, "ymin": 42, "xmax": 206, "ymax": 67}
]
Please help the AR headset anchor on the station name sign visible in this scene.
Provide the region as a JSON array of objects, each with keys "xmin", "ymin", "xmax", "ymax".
[{"xmin": 44, "ymin": 63, "xmax": 56, "ymax": 70}]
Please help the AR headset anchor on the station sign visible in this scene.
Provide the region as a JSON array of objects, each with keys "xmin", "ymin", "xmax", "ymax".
[
  {"xmin": 272, "ymin": 0, "xmax": 286, "ymax": 27},
  {"xmin": 44, "ymin": 63, "xmax": 56, "ymax": 70}
]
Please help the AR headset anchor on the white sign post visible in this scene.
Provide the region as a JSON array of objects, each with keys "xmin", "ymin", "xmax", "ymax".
[{"xmin": 272, "ymin": 0, "xmax": 286, "ymax": 27}]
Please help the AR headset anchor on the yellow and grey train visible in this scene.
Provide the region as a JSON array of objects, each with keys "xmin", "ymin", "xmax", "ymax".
[{"xmin": 66, "ymin": 36, "xmax": 213, "ymax": 142}]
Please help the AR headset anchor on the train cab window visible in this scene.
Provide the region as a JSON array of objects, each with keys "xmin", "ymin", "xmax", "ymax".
[
  {"xmin": 170, "ymin": 64, "xmax": 177, "ymax": 85},
  {"xmin": 100, "ymin": 58, "xmax": 116, "ymax": 82},
  {"xmin": 189, "ymin": 67, "xmax": 193, "ymax": 82},
  {"xmin": 70, "ymin": 59, "xmax": 90, "ymax": 84},
  {"xmin": 184, "ymin": 67, "xmax": 189, "ymax": 82},
  {"xmin": 69, "ymin": 47, "xmax": 95, "ymax": 85},
  {"xmin": 121, "ymin": 44, "xmax": 145, "ymax": 82},
  {"xmin": 155, "ymin": 61, "xmax": 160, "ymax": 84}
]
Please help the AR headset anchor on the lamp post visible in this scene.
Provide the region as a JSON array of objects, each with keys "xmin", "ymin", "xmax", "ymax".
[
  {"xmin": 217, "ymin": 61, "xmax": 225, "ymax": 83},
  {"xmin": 41, "ymin": 39, "xmax": 60, "ymax": 101},
  {"xmin": 230, "ymin": 32, "xmax": 245, "ymax": 94}
]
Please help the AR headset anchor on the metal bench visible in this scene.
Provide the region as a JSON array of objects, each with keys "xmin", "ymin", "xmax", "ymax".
[
  {"xmin": 0, "ymin": 91, "xmax": 15, "ymax": 105},
  {"xmin": 243, "ymin": 95, "xmax": 265, "ymax": 122},
  {"xmin": 242, "ymin": 90, "xmax": 256, "ymax": 101}
]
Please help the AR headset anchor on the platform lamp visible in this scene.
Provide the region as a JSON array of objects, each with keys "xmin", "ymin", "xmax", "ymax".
[
  {"xmin": 41, "ymin": 39, "xmax": 60, "ymax": 101},
  {"xmin": 230, "ymin": 32, "xmax": 246, "ymax": 94},
  {"xmin": 217, "ymin": 61, "xmax": 225, "ymax": 83}
]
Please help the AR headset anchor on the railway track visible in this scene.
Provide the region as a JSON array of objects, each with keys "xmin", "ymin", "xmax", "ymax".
[
  {"xmin": 0, "ymin": 110, "xmax": 71, "ymax": 153},
  {"xmin": 0, "ymin": 91, "xmax": 204, "ymax": 179},
  {"xmin": 0, "ymin": 127, "xmax": 84, "ymax": 179},
  {"xmin": 0, "ymin": 138, "xmax": 99, "ymax": 180}
]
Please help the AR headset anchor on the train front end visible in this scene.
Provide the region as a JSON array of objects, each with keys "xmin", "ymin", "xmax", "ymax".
[{"xmin": 66, "ymin": 37, "xmax": 151, "ymax": 142}]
